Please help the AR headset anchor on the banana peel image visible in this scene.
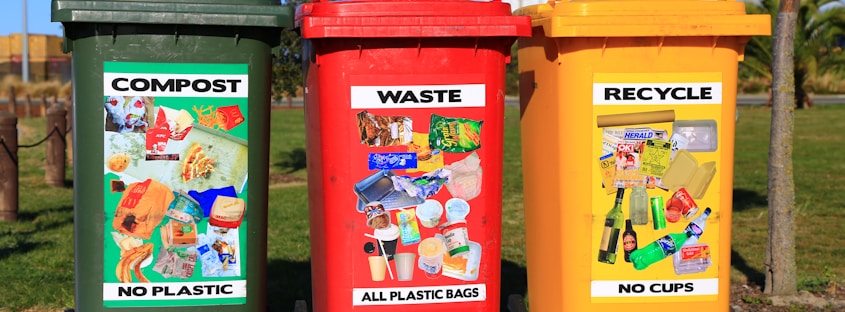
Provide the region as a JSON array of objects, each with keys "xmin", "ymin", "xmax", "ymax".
[{"xmin": 116, "ymin": 243, "xmax": 154, "ymax": 283}]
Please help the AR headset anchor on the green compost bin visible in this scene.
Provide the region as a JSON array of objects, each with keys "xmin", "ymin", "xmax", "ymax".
[{"xmin": 52, "ymin": 0, "xmax": 292, "ymax": 310}]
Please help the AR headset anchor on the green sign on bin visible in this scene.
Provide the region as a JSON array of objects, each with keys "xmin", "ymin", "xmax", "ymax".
[{"xmin": 103, "ymin": 62, "xmax": 250, "ymax": 308}]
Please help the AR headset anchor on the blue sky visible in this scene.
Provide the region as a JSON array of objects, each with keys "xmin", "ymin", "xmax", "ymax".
[{"xmin": 1, "ymin": 1, "xmax": 64, "ymax": 37}]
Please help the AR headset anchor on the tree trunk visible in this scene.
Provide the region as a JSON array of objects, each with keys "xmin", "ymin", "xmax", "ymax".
[{"xmin": 765, "ymin": 0, "xmax": 798, "ymax": 296}]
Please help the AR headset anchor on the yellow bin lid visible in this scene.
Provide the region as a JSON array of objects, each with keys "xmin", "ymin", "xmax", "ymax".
[{"xmin": 515, "ymin": 0, "xmax": 771, "ymax": 37}]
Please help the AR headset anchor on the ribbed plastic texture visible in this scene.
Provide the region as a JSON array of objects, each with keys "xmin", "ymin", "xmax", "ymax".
[
  {"xmin": 296, "ymin": 0, "xmax": 531, "ymax": 38},
  {"xmin": 52, "ymin": 0, "xmax": 292, "ymax": 27},
  {"xmin": 514, "ymin": 0, "xmax": 771, "ymax": 37}
]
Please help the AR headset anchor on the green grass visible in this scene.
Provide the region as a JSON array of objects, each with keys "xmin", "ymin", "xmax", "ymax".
[
  {"xmin": 269, "ymin": 108, "xmax": 308, "ymax": 179},
  {"xmin": 730, "ymin": 105, "xmax": 845, "ymax": 289},
  {"xmin": 0, "ymin": 117, "xmax": 74, "ymax": 311},
  {"xmin": 2, "ymin": 105, "xmax": 844, "ymax": 311}
]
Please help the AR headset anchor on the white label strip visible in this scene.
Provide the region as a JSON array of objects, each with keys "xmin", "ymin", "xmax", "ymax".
[
  {"xmin": 351, "ymin": 84, "xmax": 486, "ymax": 109},
  {"xmin": 352, "ymin": 283, "xmax": 487, "ymax": 306},
  {"xmin": 103, "ymin": 73, "xmax": 249, "ymax": 97},
  {"xmin": 591, "ymin": 278, "xmax": 719, "ymax": 297},
  {"xmin": 103, "ymin": 280, "xmax": 247, "ymax": 301},
  {"xmin": 593, "ymin": 83, "xmax": 722, "ymax": 105}
]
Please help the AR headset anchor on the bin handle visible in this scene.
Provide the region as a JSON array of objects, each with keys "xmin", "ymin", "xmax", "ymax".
[{"xmin": 295, "ymin": 2, "xmax": 314, "ymax": 24}]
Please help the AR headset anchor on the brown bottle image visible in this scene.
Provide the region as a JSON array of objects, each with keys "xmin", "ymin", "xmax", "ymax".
[{"xmin": 622, "ymin": 219, "xmax": 638, "ymax": 263}]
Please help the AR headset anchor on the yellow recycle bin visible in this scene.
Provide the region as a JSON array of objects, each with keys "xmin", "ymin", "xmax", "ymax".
[{"xmin": 515, "ymin": 0, "xmax": 769, "ymax": 311}]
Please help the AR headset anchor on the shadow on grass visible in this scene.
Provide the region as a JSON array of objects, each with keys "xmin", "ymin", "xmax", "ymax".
[
  {"xmin": 265, "ymin": 259, "xmax": 529, "ymax": 311},
  {"xmin": 274, "ymin": 148, "xmax": 307, "ymax": 174},
  {"xmin": 267, "ymin": 259, "xmax": 312, "ymax": 311},
  {"xmin": 731, "ymin": 250, "xmax": 766, "ymax": 287},
  {"xmin": 0, "ymin": 205, "xmax": 73, "ymax": 262},
  {"xmin": 732, "ymin": 188, "xmax": 768, "ymax": 212},
  {"xmin": 0, "ymin": 241, "xmax": 41, "ymax": 263},
  {"xmin": 16, "ymin": 205, "xmax": 74, "ymax": 234},
  {"xmin": 15, "ymin": 205, "xmax": 73, "ymax": 223},
  {"xmin": 501, "ymin": 260, "xmax": 528, "ymax": 309},
  {"xmin": 731, "ymin": 188, "xmax": 767, "ymax": 286}
]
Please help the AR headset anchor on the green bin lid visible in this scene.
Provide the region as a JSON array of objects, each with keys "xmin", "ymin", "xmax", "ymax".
[{"xmin": 52, "ymin": 0, "xmax": 293, "ymax": 28}]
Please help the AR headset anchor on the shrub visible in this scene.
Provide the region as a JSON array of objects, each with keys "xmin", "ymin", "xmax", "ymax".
[{"xmin": 0, "ymin": 74, "xmax": 71, "ymax": 99}]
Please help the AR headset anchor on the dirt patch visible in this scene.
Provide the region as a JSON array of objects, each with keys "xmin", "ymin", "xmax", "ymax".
[
  {"xmin": 730, "ymin": 283, "xmax": 845, "ymax": 312},
  {"xmin": 269, "ymin": 172, "xmax": 306, "ymax": 187}
]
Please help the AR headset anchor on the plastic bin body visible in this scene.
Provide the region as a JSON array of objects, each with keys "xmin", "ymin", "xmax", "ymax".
[
  {"xmin": 516, "ymin": 1, "xmax": 769, "ymax": 311},
  {"xmin": 52, "ymin": 1, "xmax": 291, "ymax": 310},
  {"xmin": 296, "ymin": 1, "xmax": 530, "ymax": 311}
]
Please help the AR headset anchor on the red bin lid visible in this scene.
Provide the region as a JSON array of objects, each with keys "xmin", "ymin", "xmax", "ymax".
[{"xmin": 296, "ymin": 0, "xmax": 532, "ymax": 38}]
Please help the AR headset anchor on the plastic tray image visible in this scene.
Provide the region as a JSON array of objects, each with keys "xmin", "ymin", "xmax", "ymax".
[
  {"xmin": 354, "ymin": 170, "xmax": 425, "ymax": 212},
  {"xmin": 672, "ymin": 119, "xmax": 718, "ymax": 152}
]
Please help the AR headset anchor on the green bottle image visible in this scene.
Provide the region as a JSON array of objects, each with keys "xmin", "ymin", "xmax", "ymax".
[
  {"xmin": 629, "ymin": 231, "xmax": 692, "ymax": 270},
  {"xmin": 598, "ymin": 188, "xmax": 626, "ymax": 264}
]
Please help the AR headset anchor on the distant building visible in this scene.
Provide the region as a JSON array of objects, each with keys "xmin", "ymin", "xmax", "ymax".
[{"xmin": 0, "ymin": 33, "xmax": 71, "ymax": 82}]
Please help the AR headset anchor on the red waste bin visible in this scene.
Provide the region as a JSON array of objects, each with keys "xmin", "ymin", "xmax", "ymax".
[{"xmin": 296, "ymin": 1, "xmax": 530, "ymax": 311}]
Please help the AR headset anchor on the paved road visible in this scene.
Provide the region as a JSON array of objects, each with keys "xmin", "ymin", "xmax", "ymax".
[
  {"xmin": 265, "ymin": 95, "xmax": 841, "ymax": 107},
  {"xmin": 503, "ymin": 95, "xmax": 845, "ymax": 106},
  {"xmin": 7, "ymin": 94, "xmax": 840, "ymax": 110},
  {"xmin": 737, "ymin": 94, "xmax": 845, "ymax": 106}
]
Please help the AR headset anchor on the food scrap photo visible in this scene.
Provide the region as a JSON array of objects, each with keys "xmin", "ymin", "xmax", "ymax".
[
  {"xmin": 356, "ymin": 110, "xmax": 413, "ymax": 147},
  {"xmin": 105, "ymin": 96, "xmax": 154, "ymax": 134}
]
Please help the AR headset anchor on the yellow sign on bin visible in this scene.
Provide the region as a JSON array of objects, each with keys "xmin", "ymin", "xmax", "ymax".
[
  {"xmin": 591, "ymin": 72, "xmax": 723, "ymax": 303},
  {"xmin": 516, "ymin": 0, "xmax": 769, "ymax": 311}
]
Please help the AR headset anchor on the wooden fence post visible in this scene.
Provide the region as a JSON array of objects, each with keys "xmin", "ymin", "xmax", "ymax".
[
  {"xmin": 46, "ymin": 104, "xmax": 67, "ymax": 188},
  {"xmin": 41, "ymin": 95, "xmax": 49, "ymax": 118},
  {"xmin": 25, "ymin": 94, "xmax": 32, "ymax": 118},
  {"xmin": 24, "ymin": 94, "xmax": 32, "ymax": 118},
  {"xmin": 0, "ymin": 111, "xmax": 19, "ymax": 221},
  {"xmin": 65, "ymin": 95, "xmax": 74, "ymax": 166},
  {"xmin": 8, "ymin": 87, "xmax": 17, "ymax": 114},
  {"xmin": 51, "ymin": 95, "xmax": 58, "ymax": 118}
]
